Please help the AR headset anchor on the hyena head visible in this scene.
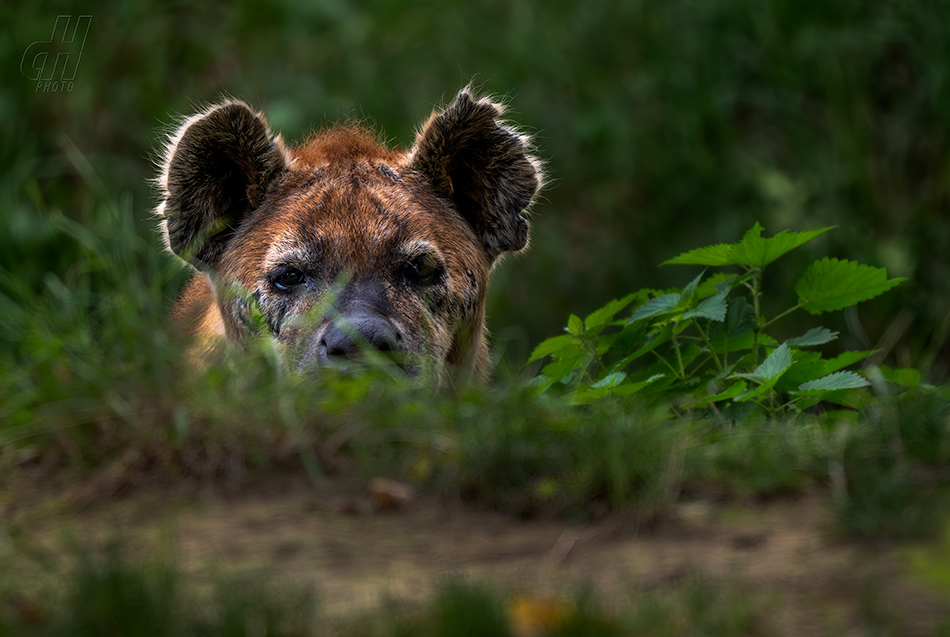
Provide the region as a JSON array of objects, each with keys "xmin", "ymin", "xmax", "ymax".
[{"xmin": 156, "ymin": 89, "xmax": 542, "ymax": 381}]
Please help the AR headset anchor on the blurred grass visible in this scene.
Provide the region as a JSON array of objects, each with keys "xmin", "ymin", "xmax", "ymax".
[{"xmin": 3, "ymin": 544, "xmax": 945, "ymax": 635}]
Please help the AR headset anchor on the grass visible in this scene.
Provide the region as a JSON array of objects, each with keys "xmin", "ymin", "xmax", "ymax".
[
  {"xmin": 6, "ymin": 542, "xmax": 948, "ymax": 635},
  {"xmin": 0, "ymin": 543, "xmax": 314, "ymax": 637},
  {"xmin": 0, "ymin": 544, "xmax": 780, "ymax": 636}
]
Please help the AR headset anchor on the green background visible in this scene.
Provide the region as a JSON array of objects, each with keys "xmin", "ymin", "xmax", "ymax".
[{"xmin": 4, "ymin": 0, "xmax": 950, "ymax": 371}]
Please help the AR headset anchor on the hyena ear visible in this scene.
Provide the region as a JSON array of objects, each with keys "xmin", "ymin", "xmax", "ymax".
[
  {"xmin": 157, "ymin": 101, "xmax": 290, "ymax": 270},
  {"xmin": 409, "ymin": 89, "xmax": 542, "ymax": 262}
]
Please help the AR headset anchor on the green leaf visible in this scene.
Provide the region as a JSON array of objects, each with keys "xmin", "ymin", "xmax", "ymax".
[
  {"xmin": 709, "ymin": 297, "xmax": 755, "ymax": 339},
  {"xmin": 584, "ymin": 293, "xmax": 638, "ymax": 331},
  {"xmin": 795, "ymin": 371, "xmax": 870, "ymax": 393},
  {"xmin": 573, "ymin": 374, "xmax": 664, "ymax": 404},
  {"xmin": 663, "ymin": 223, "xmax": 835, "ymax": 268},
  {"xmin": 734, "ymin": 376, "xmax": 782, "ymax": 403},
  {"xmin": 684, "ymin": 292, "xmax": 727, "ymax": 322},
  {"xmin": 796, "ymin": 258, "xmax": 906, "ymax": 315},
  {"xmin": 820, "ymin": 350, "xmax": 874, "ymax": 375},
  {"xmin": 757, "ymin": 343, "xmax": 795, "ymax": 378},
  {"xmin": 706, "ymin": 381, "xmax": 748, "ymax": 403},
  {"xmin": 696, "ymin": 272, "xmax": 745, "ymax": 299},
  {"xmin": 873, "ymin": 365, "xmax": 921, "ymax": 387},
  {"xmin": 591, "ymin": 371, "xmax": 627, "ymax": 389},
  {"xmin": 680, "ymin": 271, "xmax": 705, "ymax": 301},
  {"xmin": 662, "ymin": 243, "xmax": 735, "ymax": 266},
  {"xmin": 786, "ymin": 327, "xmax": 839, "ymax": 347},
  {"xmin": 612, "ymin": 373, "xmax": 667, "ymax": 396},
  {"xmin": 728, "ymin": 223, "xmax": 835, "ymax": 268},
  {"xmin": 616, "ymin": 323, "xmax": 675, "ymax": 368},
  {"xmin": 567, "ymin": 314, "xmax": 584, "ymax": 335},
  {"xmin": 628, "ymin": 293, "xmax": 681, "ymax": 322},
  {"xmin": 528, "ymin": 334, "xmax": 577, "ymax": 363},
  {"xmin": 732, "ymin": 343, "xmax": 793, "ymax": 384},
  {"xmin": 774, "ymin": 351, "xmax": 824, "ymax": 393},
  {"xmin": 710, "ymin": 332, "xmax": 777, "ymax": 354},
  {"xmin": 793, "ymin": 391, "xmax": 854, "ymax": 410},
  {"xmin": 541, "ymin": 352, "xmax": 588, "ymax": 385},
  {"xmin": 601, "ymin": 322, "xmax": 648, "ymax": 359}
]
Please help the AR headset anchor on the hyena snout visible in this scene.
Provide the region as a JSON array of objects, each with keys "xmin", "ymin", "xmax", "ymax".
[{"xmin": 319, "ymin": 307, "xmax": 402, "ymax": 361}]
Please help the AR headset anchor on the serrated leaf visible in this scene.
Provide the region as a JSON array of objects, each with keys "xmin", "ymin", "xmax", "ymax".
[
  {"xmin": 628, "ymin": 293, "xmax": 681, "ymax": 322},
  {"xmin": 680, "ymin": 272, "xmax": 705, "ymax": 301},
  {"xmin": 696, "ymin": 272, "xmax": 744, "ymax": 299},
  {"xmin": 541, "ymin": 350, "xmax": 590, "ymax": 385},
  {"xmin": 706, "ymin": 381, "xmax": 748, "ymax": 403},
  {"xmin": 664, "ymin": 224, "xmax": 835, "ymax": 268},
  {"xmin": 732, "ymin": 343, "xmax": 793, "ymax": 384},
  {"xmin": 709, "ymin": 297, "xmax": 755, "ymax": 339},
  {"xmin": 795, "ymin": 371, "xmax": 870, "ymax": 393},
  {"xmin": 710, "ymin": 332, "xmax": 777, "ymax": 354},
  {"xmin": 528, "ymin": 334, "xmax": 577, "ymax": 363},
  {"xmin": 601, "ymin": 322, "xmax": 649, "ymax": 360},
  {"xmin": 567, "ymin": 314, "xmax": 584, "ymax": 335},
  {"xmin": 787, "ymin": 327, "xmax": 839, "ymax": 347},
  {"xmin": 683, "ymin": 292, "xmax": 727, "ymax": 322},
  {"xmin": 728, "ymin": 223, "xmax": 835, "ymax": 268},
  {"xmin": 774, "ymin": 351, "xmax": 825, "ymax": 393},
  {"xmin": 662, "ymin": 243, "xmax": 735, "ymax": 266},
  {"xmin": 820, "ymin": 350, "xmax": 874, "ymax": 375},
  {"xmin": 734, "ymin": 375, "xmax": 782, "ymax": 402},
  {"xmin": 757, "ymin": 343, "xmax": 795, "ymax": 378},
  {"xmin": 793, "ymin": 391, "xmax": 854, "ymax": 410},
  {"xmin": 796, "ymin": 258, "xmax": 905, "ymax": 315},
  {"xmin": 616, "ymin": 322, "xmax": 675, "ymax": 368},
  {"xmin": 584, "ymin": 293, "xmax": 638, "ymax": 331},
  {"xmin": 591, "ymin": 371, "xmax": 627, "ymax": 389},
  {"xmin": 573, "ymin": 374, "xmax": 665, "ymax": 404}
]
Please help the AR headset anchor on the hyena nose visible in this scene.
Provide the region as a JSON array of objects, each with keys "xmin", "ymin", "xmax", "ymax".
[{"xmin": 320, "ymin": 315, "xmax": 401, "ymax": 360}]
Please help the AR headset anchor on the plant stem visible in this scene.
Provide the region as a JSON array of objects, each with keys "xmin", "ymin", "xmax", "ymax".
[
  {"xmin": 763, "ymin": 302, "xmax": 805, "ymax": 329},
  {"xmin": 651, "ymin": 349, "xmax": 681, "ymax": 379},
  {"xmin": 671, "ymin": 328, "xmax": 686, "ymax": 379},
  {"xmin": 693, "ymin": 321, "xmax": 724, "ymax": 374},
  {"xmin": 579, "ymin": 335, "xmax": 601, "ymax": 383},
  {"xmin": 750, "ymin": 267, "xmax": 763, "ymax": 365}
]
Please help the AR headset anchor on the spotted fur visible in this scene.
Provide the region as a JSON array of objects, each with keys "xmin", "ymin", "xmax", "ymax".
[{"xmin": 156, "ymin": 88, "xmax": 542, "ymax": 381}]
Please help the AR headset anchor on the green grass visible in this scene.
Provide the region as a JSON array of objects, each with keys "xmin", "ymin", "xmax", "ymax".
[
  {"xmin": 7, "ymin": 544, "xmax": 948, "ymax": 636},
  {"xmin": 0, "ymin": 544, "xmax": 778, "ymax": 636},
  {"xmin": 0, "ymin": 544, "xmax": 314, "ymax": 637}
]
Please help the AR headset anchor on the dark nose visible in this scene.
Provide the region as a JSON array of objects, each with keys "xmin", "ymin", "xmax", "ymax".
[{"xmin": 320, "ymin": 314, "xmax": 400, "ymax": 360}]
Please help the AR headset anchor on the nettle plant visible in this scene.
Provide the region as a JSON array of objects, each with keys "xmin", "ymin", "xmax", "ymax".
[{"xmin": 530, "ymin": 224, "xmax": 905, "ymax": 418}]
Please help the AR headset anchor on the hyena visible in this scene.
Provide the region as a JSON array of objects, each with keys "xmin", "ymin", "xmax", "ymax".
[{"xmin": 156, "ymin": 89, "xmax": 542, "ymax": 381}]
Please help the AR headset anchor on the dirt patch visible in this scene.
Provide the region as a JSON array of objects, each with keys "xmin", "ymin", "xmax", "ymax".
[{"xmin": 6, "ymin": 477, "xmax": 948, "ymax": 635}]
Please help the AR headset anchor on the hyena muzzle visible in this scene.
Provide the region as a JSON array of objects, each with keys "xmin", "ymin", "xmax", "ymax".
[{"xmin": 156, "ymin": 89, "xmax": 542, "ymax": 381}]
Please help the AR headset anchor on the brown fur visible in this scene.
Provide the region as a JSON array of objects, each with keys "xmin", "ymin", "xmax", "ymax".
[{"xmin": 157, "ymin": 89, "xmax": 542, "ymax": 381}]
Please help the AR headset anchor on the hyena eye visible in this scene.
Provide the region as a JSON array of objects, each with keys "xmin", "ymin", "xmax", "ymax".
[
  {"xmin": 404, "ymin": 254, "xmax": 443, "ymax": 287},
  {"xmin": 273, "ymin": 267, "xmax": 305, "ymax": 291}
]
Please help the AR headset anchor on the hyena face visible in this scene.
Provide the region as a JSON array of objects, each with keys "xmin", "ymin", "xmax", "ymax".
[{"xmin": 157, "ymin": 89, "xmax": 542, "ymax": 381}]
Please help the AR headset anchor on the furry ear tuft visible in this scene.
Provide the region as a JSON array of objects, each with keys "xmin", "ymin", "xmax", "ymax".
[
  {"xmin": 157, "ymin": 101, "xmax": 290, "ymax": 270},
  {"xmin": 409, "ymin": 89, "xmax": 542, "ymax": 263}
]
